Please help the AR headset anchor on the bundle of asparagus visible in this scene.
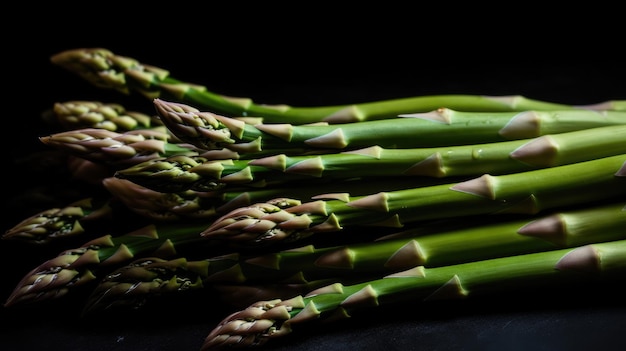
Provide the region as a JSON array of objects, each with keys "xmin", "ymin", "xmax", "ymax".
[{"xmin": 2, "ymin": 47, "xmax": 626, "ymax": 351}]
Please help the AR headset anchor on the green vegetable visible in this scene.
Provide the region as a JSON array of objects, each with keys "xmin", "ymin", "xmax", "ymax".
[
  {"xmin": 113, "ymin": 125, "xmax": 626, "ymax": 192},
  {"xmin": 202, "ymin": 154, "xmax": 626, "ymax": 246},
  {"xmin": 3, "ymin": 176, "xmax": 439, "ymax": 307},
  {"xmin": 50, "ymin": 48, "xmax": 626, "ymax": 125},
  {"xmin": 200, "ymin": 238, "xmax": 626, "ymax": 350},
  {"xmin": 82, "ymin": 200, "xmax": 626, "ymax": 313},
  {"xmin": 153, "ymin": 99, "xmax": 626, "ymax": 156}
]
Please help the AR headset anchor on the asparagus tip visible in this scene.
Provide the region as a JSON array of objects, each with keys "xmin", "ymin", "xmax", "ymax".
[{"xmin": 200, "ymin": 299, "xmax": 294, "ymax": 350}]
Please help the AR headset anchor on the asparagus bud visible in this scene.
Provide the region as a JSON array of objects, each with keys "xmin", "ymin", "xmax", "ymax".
[
  {"xmin": 2, "ymin": 197, "xmax": 113, "ymax": 244},
  {"xmin": 46, "ymin": 100, "xmax": 157, "ymax": 131}
]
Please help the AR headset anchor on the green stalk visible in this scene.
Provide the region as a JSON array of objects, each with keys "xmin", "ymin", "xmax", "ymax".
[
  {"xmin": 153, "ymin": 99, "xmax": 626, "ymax": 155},
  {"xmin": 201, "ymin": 154, "xmax": 626, "ymax": 246},
  {"xmin": 50, "ymin": 48, "xmax": 626, "ymax": 124},
  {"xmin": 114, "ymin": 125, "xmax": 626, "ymax": 192},
  {"xmin": 104, "ymin": 173, "xmax": 455, "ymax": 218},
  {"xmin": 191, "ymin": 200, "xmax": 626, "ymax": 281},
  {"xmin": 200, "ymin": 238, "xmax": 626, "ymax": 350},
  {"xmin": 42, "ymin": 100, "xmax": 159, "ymax": 131},
  {"xmin": 81, "ymin": 200, "xmax": 626, "ymax": 313}
]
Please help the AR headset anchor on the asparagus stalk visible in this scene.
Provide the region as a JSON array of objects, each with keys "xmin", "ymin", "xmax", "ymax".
[
  {"xmin": 104, "ymin": 170, "xmax": 455, "ymax": 217},
  {"xmin": 113, "ymin": 125, "xmax": 626, "ymax": 192},
  {"xmin": 50, "ymin": 48, "xmax": 626, "ymax": 124},
  {"xmin": 81, "ymin": 200, "xmax": 626, "ymax": 313},
  {"xmin": 201, "ymin": 154, "xmax": 626, "ymax": 246},
  {"xmin": 200, "ymin": 238, "xmax": 626, "ymax": 350},
  {"xmin": 42, "ymin": 100, "xmax": 159, "ymax": 132},
  {"xmin": 153, "ymin": 99, "xmax": 626, "ymax": 155},
  {"xmin": 3, "ymin": 176, "xmax": 437, "ymax": 307}
]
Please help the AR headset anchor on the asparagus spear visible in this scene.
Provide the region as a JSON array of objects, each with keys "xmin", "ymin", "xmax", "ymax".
[
  {"xmin": 3, "ymin": 176, "xmax": 437, "ymax": 307},
  {"xmin": 153, "ymin": 99, "xmax": 626, "ymax": 155},
  {"xmin": 39, "ymin": 127, "xmax": 204, "ymax": 169},
  {"xmin": 200, "ymin": 238, "xmax": 626, "ymax": 350},
  {"xmin": 42, "ymin": 100, "xmax": 158, "ymax": 132},
  {"xmin": 201, "ymin": 154, "xmax": 626, "ymax": 246},
  {"xmin": 82, "ymin": 200, "xmax": 626, "ymax": 313},
  {"xmin": 113, "ymin": 125, "xmax": 626, "ymax": 192},
  {"xmin": 103, "ymin": 176, "xmax": 431, "ymax": 222},
  {"xmin": 50, "ymin": 48, "xmax": 626, "ymax": 124}
]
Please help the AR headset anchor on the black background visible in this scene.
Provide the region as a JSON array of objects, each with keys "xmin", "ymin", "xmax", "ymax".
[{"xmin": 1, "ymin": 5, "xmax": 626, "ymax": 351}]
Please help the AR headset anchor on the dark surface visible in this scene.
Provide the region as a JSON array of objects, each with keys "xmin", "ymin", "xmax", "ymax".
[{"xmin": 2, "ymin": 8, "xmax": 626, "ymax": 351}]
